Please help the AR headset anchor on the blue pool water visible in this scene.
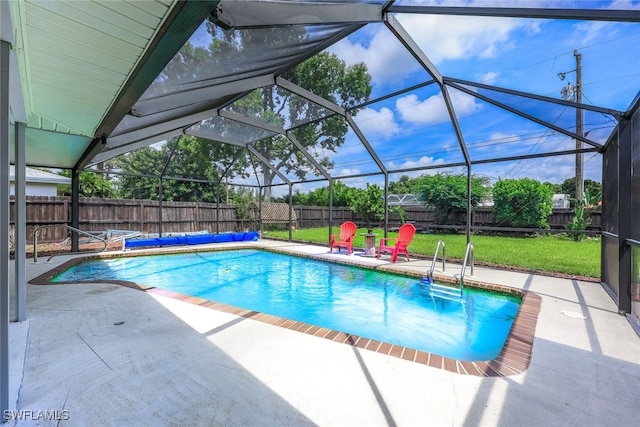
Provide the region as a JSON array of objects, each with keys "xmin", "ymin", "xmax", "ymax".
[{"xmin": 53, "ymin": 249, "xmax": 520, "ymax": 361}]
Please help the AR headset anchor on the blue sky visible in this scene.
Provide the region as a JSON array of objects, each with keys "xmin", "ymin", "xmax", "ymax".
[
  {"xmin": 270, "ymin": 0, "xmax": 640, "ymax": 194},
  {"xmin": 166, "ymin": 1, "xmax": 640, "ymax": 195}
]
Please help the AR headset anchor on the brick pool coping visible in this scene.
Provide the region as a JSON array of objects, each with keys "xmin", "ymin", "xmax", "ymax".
[{"xmin": 29, "ymin": 244, "xmax": 542, "ymax": 377}]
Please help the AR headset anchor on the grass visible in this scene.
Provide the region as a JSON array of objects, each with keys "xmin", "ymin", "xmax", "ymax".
[{"xmin": 264, "ymin": 227, "xmax": 601, "ymax": 278}]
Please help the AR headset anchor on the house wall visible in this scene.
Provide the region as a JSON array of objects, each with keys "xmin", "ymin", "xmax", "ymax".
[{"xmin": 9, "ymin": 182, "xmax": 57, "ymax": 197}]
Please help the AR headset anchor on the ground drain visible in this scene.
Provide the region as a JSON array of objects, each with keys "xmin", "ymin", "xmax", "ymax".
[{"xmin": 560, "ymin": 310, "xmax": 589, "ymax": 319}]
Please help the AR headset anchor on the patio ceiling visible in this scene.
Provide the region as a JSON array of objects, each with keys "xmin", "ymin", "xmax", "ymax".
[
  {"xmin": 4, "ymin": 0, "xmax": 218, "ymax": 168},
  {"xmin": 3, "ymin": 1, "xmax": 640, "ymax": 179}
]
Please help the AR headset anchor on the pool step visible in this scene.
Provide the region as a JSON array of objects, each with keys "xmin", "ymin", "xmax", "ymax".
[{"xmin": 424, "ymin": 282, "xmax": 463, "ymax": 302}]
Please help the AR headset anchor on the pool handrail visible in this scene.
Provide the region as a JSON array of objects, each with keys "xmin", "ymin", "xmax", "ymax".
[
  {"xmin": 427, "ymin": 239, "xmax": 446, "ymax": 279},
  {"xmin": 455, "ymin": 242, "xmax": 474, "ymax": 286},
  {"xmin": 33, "ymin": 224, "xmax": 109, "ymax": 263}
]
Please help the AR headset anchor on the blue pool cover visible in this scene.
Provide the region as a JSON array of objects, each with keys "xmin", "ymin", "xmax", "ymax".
[{"xmin": 124, "ymin": 232, "xmax": 259, "ymax": 249}]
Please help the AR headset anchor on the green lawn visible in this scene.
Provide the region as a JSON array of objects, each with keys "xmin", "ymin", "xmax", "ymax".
[{"xmin": 264, "ymin": 227, "xmax": 601, "ymax": 278}]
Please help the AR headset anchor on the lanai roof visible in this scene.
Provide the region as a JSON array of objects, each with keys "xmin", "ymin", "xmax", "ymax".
[{"xmin": 3, "ymin": 1, "xmax": 640, "ymax": 187}]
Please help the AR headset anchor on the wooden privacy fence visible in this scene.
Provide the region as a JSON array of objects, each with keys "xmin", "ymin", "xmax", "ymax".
[
  {"xmin": 294, "ymin": 205, "xmax": 602, "ymax": 231},
  {"xmin": 10, "ymin": 196, "xmax": 238, "ymax": 243},
  {"xmin": 10, "ymin": 197, "xmax": 601, "ymax": 243}
]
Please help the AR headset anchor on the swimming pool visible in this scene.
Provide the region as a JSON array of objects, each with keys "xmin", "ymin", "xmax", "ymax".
[{"xmin": 51, "ymin": 249, "xmax": 520, "ymax": 362}]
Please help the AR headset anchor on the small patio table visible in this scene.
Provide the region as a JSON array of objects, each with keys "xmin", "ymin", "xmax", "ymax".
[{"xmin": 361, "ymin": 233, "xmax": 377, "ymax": 257}]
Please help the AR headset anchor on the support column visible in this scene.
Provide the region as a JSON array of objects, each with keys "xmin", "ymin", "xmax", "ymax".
[
  {"xmin": 12, "ymin": 122, "xmax": 25, "ymax": 321},
  {"xmin": 329, "ymin": 179, "xmax": 333, "ymax": 240},
  {"xmin": 70, "ymin": 168, "xmax": 79, "ymax": 252},
  {"xmin": 384, "ymin": 173, "xmax": 389, "ymax": 238},
  {"xmin": 288, "ymin": 184, "xmax": 293, "ymax": 242},
  {"xmin": 215, "ymin": 184, "xmax": 220, "ymax": 234},
  {"xmin": 158, "ymin": 178, "xmax": 163, "ymax": 237},
  {"xmin": 618, "ymin": 118, "xmax": 632, "ymax": 313},
  {"xmin": 1, "ymin": 38, "xmax": 11, "ymax": 422},
  {"xmin": 467, "ymin": 166, "xmax": 472, "ymax": 244},
  {"xmin": 258, "ymin": 186, "xmax": 263, "ymax": 235}
]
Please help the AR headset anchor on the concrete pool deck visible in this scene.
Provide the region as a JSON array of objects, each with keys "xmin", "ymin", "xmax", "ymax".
[{"xmin": 6, "ymin": 239, "xmax": 640, "ymax": 426}]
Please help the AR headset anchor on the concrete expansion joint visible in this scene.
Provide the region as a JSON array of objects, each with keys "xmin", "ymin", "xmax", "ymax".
[{"xmin": 75, "ymin": 332, "xmax": 113, "ymax": 371}]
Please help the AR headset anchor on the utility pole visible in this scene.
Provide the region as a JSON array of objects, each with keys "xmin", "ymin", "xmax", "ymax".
[
  {"xmin": 559, "ymin": 49, "xmax": 584, "ymax": 204},
  {"xmin": 575, "ymin": 49, "xmax": 583, "ymax": 204}
]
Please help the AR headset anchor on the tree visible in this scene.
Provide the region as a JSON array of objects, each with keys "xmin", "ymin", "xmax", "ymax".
[
  {"xmin": 348, "ymin": 184, "xmax": 385, "ymax": 230},
  {"xmin": 542, "ymin": 181, "xmax": 561, "ymax": 195},
  {"xmin": 223, "ymin": 51, "xmax": 371, "ymax": 199},
  {"xmin": 114, "ymin": 146, "xmax": 165, "ymax": 200},
  {"xmin": 413, "ymin": 173, "xmax": 490, "ymax": 224},
  {"xmin": 232, "ymin": 187, "xmax": 258, "ymax": 230},
  {"xmin": 60, "ymin": 169, "xmax": 116, "ymax": 198},
  {"xmin": 389, "ymin": 175, "xmax": 416, "ymax": 194},
  {"xmin": 289, "ymin": 180, "xmax": 353, "ymax": 206},
  {"xmin": 116, "ymin": 135, "xmax": 249, "ymax": 202},
  {"xmin": 492, "ymin": 178, "xmax": 553, "ymax": 228},
  {"xmin": 148, "ymin": 25, "xmax": 372, "ymax": 200},
  {"xmin": 560, "ymin": 177, "xmax": 601, "ymax": 206}
]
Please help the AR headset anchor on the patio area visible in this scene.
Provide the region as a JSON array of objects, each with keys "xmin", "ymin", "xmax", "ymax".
[{"xmin": 7, "ymin": 239, "xmax": 640, "ymax": 426}]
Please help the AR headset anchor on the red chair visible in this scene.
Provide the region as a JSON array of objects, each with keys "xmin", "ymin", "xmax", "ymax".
[
  {"xmin": 330, "ymin": 221, "xmax": 357, "ymax": 255},
  {"xmin": 377, "ymin": 223, "xmax": 416, "ymax": 263}
]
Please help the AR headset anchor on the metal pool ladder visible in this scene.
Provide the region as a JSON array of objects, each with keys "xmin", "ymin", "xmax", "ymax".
[
  {"xmin": 455, "ymin": 242, "xmax": 474, "ymax": 286},
  {"xmin": 427, "ymin": 239, "xmax": 446, "ymax": 279},
  {"xmin": 33, "ymin": 224, "xmax": 109, "ymax": 263}
]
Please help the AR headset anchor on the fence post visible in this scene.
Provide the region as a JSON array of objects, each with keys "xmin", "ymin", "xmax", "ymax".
[
  {"xmin": 195, "ymin": 203, "xmax": 200, "ymax": 231},
  {"xmin": 139, "ymin": 201, "xmax": 145, "ymax": 233}
]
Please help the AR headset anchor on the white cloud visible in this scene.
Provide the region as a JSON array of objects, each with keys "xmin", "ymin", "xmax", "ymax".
[
  {"xmin": 480, "ymin": 71, "xmax": 501, "ymax": 83},
  {"xmin": 338, "ymin": 167, "xmax": 361, "ymax": 177},
  {"xmin": 335, "ymin": 168, "xmax": 375, "ymax": 189},
  {"xmin": 571, "ymin": 0, "xmax": 640, "ymax": 44},
  {"xmin": 329, "ymin": 29, "xmax": 420, "ymax": 86},
  {"xmin": 491, "ymin": 153, "xmax": 603, "ymax": 184},
  {"xmin": 330, "ymin": 13, "xmax": 537, "ymax": 86},
  {"xmin": 396, "ymin": 90, "xmax": 481, "ymax": 125},
  {"xmin": 572, "ymin": 20, "xmax": 615, "ymax": 45},
  {"xmin": 470, "ymin": 132, "xmax": 522, "ymax": 153},
  {"xmin": 396, "ymin": 14, "xmax": 539, "ymax": 63},
  {"xmin": 388, "ymin": 155, "xmax": 446, "ymax": 172},
  {"xmin": 489, "ymin": 132, "xmax": 521, "ymax": 143},
  {"xmin": 352, "ymin": 107, "xmax": 400, "ymax": 137}
]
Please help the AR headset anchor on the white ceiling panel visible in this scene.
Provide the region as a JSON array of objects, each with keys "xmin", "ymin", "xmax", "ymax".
[
  {"xmin": 10, "ymin": 0, "xmax": 178, "ymax": 137},
  {"xmin": 10, "ymin": 128, "xmax": 93, "ymax": 169}
]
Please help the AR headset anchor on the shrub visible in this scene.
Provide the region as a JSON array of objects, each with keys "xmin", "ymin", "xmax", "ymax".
[
  {"xmin": 414, "ymin": 173, "xmax": 490, "ymax": 224},
  {"xmin": 389, "ymin": 206, "xmax": 408, "ymax": 224},
  {"xmin": 492, "ymin": 178, "xmax": 553, "ymax": 228},
  {"xmin": 348, "ymin": 184, "xmax": 385, "ymax": 228},
  {"xmin": 565, "ymin": 204, "xmax": 587, "ymax": 241}
]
